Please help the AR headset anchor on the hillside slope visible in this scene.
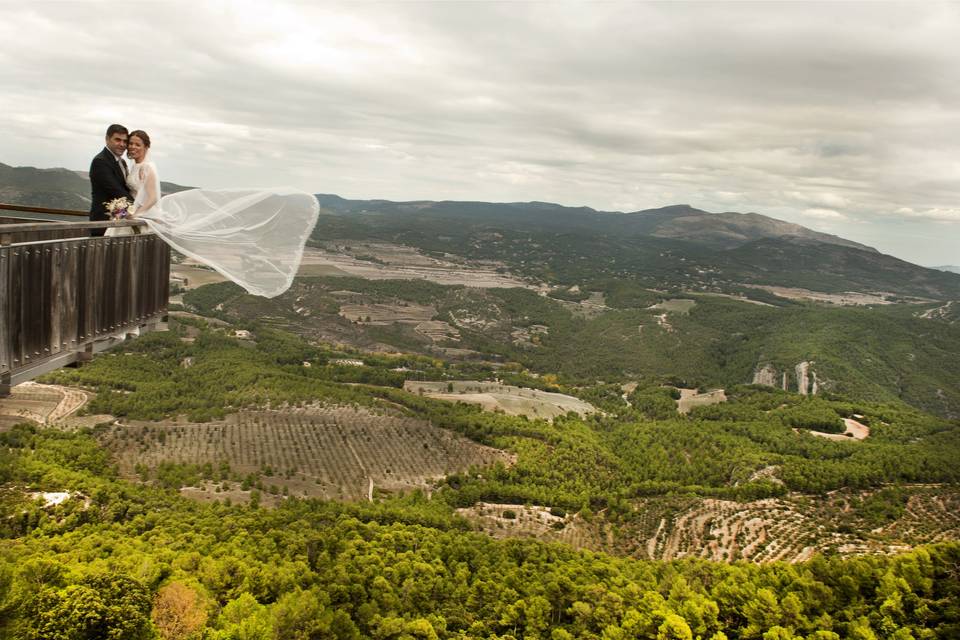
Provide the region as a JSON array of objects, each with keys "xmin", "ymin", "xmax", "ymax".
[
  {"xmin": 0, "ymin": 161, "xmax": 193, "ymax": 210},
  {"xmin": 313, "ymin": 195, "xmax": 960, "ymax": 300}
]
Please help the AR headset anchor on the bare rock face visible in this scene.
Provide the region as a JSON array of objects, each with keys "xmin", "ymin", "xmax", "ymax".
[
  {"xmin": 752, "ymin": 364, "xmax": 779, "ymax": 387},
  {"xmin": 796, "ymin": 362, "xmax": 810, "ymax": 395},
  {"xmin": 795, "ymin": 361, "xmax": 818, "ymax": 395},
  {"xmin": 752, "ymin": 361, "xmax": 820, "ymax": 395}
]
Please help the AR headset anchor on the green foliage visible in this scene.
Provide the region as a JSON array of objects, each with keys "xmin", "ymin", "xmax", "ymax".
[
  {"xmin": 1, "ymin": 426, "xmax": 959, "ymax": 639},
  {"xmin": 628, "ymin": 387, "xmax": 679, "ymax": 420},
  {"xmin": 546, "ymin": 287, "xmax": 590, "ymax": 303},
  {"xmin": 20, "ymin": 572, "xmax": 153, "ymax": 640},
  {"xmin": 776, "ymin": 398, "xmax": 846, "ymax": 433},
  {"xmin": 39, "ymin": 328, "xmax": 383, "ymax": 421},
  {"xmin": 598, "ymin": 279, "xmax": 663, "ymax": 309}
]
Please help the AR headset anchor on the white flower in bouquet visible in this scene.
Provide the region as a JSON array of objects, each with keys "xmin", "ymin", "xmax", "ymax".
[{"xmin": 104, "ymin": 197, "xmax": 132, "ymax": 219}]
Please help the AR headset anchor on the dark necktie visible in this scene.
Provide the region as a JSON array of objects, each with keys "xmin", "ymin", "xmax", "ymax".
[{"xmin": 118, "ymin": 158, "xmax": 128, "ymax": 178}]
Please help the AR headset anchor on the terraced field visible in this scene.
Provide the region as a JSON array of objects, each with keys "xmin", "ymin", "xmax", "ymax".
[
  {"xmin": 452, "ymin": 487, "xmax": 960, "ymax": 563},
  {"xmin": 630, "ymin": 488, "xmax": 959, "ymax": 562},
  {"xmin": 880, "ymin": 490, "xmax": 960, "ymax": 543},
  {"xmin": 644, "ymin": 498, "xmax": 822, "ymax": 562},
  {"xmin": 99, "ymin": 405, "xmax": 512, "ymax": 501},
  {"xmin": 0, "ymin": 382, "xmax": 105, "ymax": 429}
]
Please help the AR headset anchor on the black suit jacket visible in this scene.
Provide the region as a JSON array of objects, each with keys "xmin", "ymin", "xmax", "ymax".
[{"xmin": 89, "ymin": 147, "xmax": 132, "ymax": 235}]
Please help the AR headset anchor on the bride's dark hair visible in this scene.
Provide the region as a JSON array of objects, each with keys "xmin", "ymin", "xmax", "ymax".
[{"xmin": 129, "ymin": 130, "xmax": 151, "ymax": 148}]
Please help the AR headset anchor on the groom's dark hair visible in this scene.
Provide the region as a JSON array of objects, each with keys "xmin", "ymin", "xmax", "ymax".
[{"xmin": 105, "ymin": 124, "xmax": 128, "ymax": 138}]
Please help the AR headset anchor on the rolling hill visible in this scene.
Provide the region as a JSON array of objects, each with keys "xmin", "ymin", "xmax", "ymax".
[
  {"xmin": 313, "ymin": 195, "xmax": 960, "ymax": 300},
  {"xmin": 0, "ymin": 161, "xmax": 193, "ymax": 210}
]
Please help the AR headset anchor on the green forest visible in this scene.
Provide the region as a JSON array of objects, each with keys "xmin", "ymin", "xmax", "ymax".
[{"xmin": 2, "ymin": 423, "xmax": 959, "ymax": 639}]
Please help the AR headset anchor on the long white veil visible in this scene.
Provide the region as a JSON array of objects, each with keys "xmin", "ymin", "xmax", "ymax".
[{"xmin": 139, "ymin": 187, "xmax": 320, "ymax": 298}]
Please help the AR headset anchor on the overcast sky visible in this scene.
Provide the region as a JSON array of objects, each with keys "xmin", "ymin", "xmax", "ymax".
[{"xmin": 1, "ymin": 1, "xmax": 958, "ymax": 266}]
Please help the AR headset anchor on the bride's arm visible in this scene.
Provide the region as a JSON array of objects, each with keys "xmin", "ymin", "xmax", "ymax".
[{"xmin": 131, "ymin": 164, "xmax": 159, "ymax": 215}]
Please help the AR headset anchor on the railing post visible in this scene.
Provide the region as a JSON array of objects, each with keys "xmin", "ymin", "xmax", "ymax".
[
  {"xmin": 76, "ymin": 342, "xmax": 94, "ymax": 364},
  {"xmin": 0, "ymin": 242, "xmax": 7, "ymax": 397}
]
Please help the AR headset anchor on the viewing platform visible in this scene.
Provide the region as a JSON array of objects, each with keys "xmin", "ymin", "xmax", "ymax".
[{"xmin": 0, "ymin": 203, "xmax": 170, "ymax": 394}]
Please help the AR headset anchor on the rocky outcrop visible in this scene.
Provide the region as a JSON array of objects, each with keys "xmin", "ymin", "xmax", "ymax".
[
  {"xmin": 752, "ymin": 361, "xmax": 820, "ymax": 395},
  {"xmin": 795, "ymin": 361, "xmax": 819, "ymax": 395},
  {"xmin": 752, "ymin": 364, "xmax": 779, "ymax": 387}
]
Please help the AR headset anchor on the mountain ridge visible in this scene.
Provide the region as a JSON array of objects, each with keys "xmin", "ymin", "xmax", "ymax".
[
  {"xmin": 0, "ymin": 161, "xmax": 193, "ymax": 211},
  {"xmin": 316, "ymin": 194, "xmax": 875, "ymax": 252},
  {"xmin": 313, "ymin": 193, "xmax": 960, "ymax": 300}
]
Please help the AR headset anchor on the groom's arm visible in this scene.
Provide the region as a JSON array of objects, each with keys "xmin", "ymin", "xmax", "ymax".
[{"xmin": 90, "ymin": 156, "xmax": 130, "ymax": 206}]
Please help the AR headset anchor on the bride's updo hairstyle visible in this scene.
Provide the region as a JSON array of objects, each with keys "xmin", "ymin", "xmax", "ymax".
[{"xmin": 129, "ymin": 130, "xmax": 151, "ymax": 148}]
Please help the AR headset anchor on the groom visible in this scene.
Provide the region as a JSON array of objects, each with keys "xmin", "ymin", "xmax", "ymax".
[{"xmin": 89, "ymin": 124, "xmax": 132, "ymax": 237}]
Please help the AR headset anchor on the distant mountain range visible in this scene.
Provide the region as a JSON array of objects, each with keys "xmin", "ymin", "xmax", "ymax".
[
  {"xmin": 934, "ymin": 265, "xmax": 960, "ymax": 274},
  {"xmin": 314, "ymin": 195, "xmax": 960, "ymax": 300},
  {"xmin": 316, "ymin": 195, "xmax": 873, "ymax": 252},
  {"xmin": 0, "ymin": 161, "xmax": 192, "ymax": 210}
]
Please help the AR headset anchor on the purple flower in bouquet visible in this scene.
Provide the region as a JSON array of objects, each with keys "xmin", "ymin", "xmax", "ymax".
[{"xmin": 104, "ymin": 197, "xmax": 132, "ymax": 220}]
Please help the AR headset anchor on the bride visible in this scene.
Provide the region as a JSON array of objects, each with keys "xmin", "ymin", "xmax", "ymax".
[{"xmin": 105, "ymin": 129, "xmax": 319, "ymax": 299}]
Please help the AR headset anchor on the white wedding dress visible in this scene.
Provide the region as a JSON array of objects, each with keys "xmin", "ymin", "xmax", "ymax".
[{"xmin": 104, "ymin": 154, "xmax": 319, "ymax": 298}]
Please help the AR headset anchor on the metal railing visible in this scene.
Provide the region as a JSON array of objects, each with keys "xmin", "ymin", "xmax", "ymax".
[{"xmin": 0, "ymin": 204, "xmax": 170, "ymax": 394}]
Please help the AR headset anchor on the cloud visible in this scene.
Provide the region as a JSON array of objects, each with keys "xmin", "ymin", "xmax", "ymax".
[
  {"xmin": 0, "ymin": 1, "xmax": 958, "ymax": 263},
  {"xmin": 895, "ymin": 207, "xmax": 960, "ymax": 223},
  {"xmin": 803, "ymin": 208, "xmax": 849, "ymax": 221}
]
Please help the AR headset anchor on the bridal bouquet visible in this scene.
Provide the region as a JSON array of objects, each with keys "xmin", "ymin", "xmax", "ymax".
[{"xmin": 104, "ymin": 196, "xmax": 132, "ymax": 219}]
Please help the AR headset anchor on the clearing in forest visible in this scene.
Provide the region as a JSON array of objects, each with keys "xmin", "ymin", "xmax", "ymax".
[
  {"xmin": 403, "ymin": 380, "xmax": 597, "ymax": 420},
  {"xmin": 740, "ymin": 285, "xmax": 930, "ymax": 306},
  {"xmin": 676, "ymin": 388, "xmax": 727, "ymax": 413},
  {"xmin": 457, "ymin": 502, "xmax": 603, "ymax": 550},
  {"xmin": 648, "ymin": 298, "xmax": 697, "ymax": 313},
  {"xmin": 298, "ymin": 244, "xmax": 532, "ymax": 288}
]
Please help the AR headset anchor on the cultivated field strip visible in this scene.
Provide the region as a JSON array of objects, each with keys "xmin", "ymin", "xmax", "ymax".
[
  {"xmin": 0, "ymin": 382, "xmax": 90, "ymax": 427},
  {"xmin": 879, "ymin": 491, "xmax": 960, "ymax": 542},
  {"xmin": 100, "ymin": 406, "xmax": 511, "ymax": 500},
  {"xmin": 644, "ymin": 498, "xmax": 845, "ymax": 562},
  {"xmin": 635, "ymin": 491, "xmax": 959, "ymax": 563}
]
